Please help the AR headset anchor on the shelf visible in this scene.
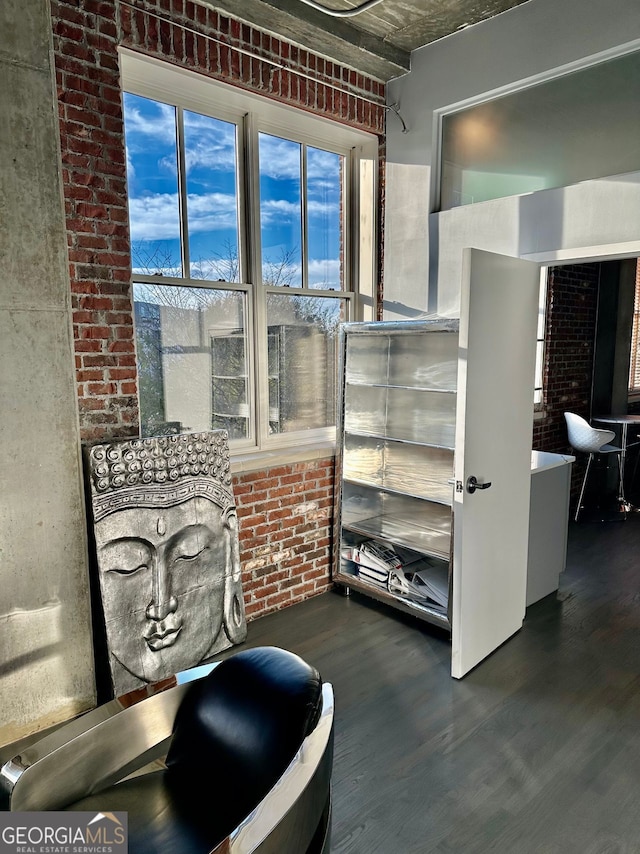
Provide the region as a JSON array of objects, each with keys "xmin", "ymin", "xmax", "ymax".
[
  {"xmin": 344, "ymin": 327, "xmax": 459, "ymax": 390},
  {"xmin": 342, "ymin": 515, "xmax": 451, "ymax": 561},
  {"xmin": 346, "ymin": 381, "xmax": 457, "ymax": 394},
  {"xmin": 333, "ymin": 569, "xmax": 451, "ymax": 631},
  {"xmin": 344, "ymin": 384, "xmax": 456, "ymax": 447},
  {"xmin": 344, "ymin": 429, "xmax": 454, "ymax": 452},
  {"xmin": 343, "ymin": 477, "xmax": 453, "ymax": 508},
  {"xmin": 342, "ymin": 436, "xmax": 454, "ymax": 505}
]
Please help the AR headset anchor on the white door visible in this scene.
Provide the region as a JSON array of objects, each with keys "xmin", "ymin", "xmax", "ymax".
[{"xmin": 451, "ymin": 248, "xmax": 540, "ymax": 679}]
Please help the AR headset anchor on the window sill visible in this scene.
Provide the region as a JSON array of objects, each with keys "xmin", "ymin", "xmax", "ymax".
[{"xmin": 230, "ymin": 439, "xmax": 337, "ymax": 475}]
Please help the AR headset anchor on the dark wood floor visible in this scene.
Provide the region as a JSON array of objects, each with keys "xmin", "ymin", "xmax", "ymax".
[{"xmin": 234, "ymin": 515, "xmax": 640, "ymax": 853}]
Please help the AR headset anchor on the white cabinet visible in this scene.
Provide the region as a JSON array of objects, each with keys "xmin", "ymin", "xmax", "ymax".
[
  {"xmin": 527, "ymin": 451, "xmax": 574, "ymax": 606},
  {"xmin": 333, "ymin": 249, "xmax": 541, "ymax": 678}
]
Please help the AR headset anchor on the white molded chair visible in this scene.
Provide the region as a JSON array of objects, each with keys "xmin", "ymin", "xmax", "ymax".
[{"xmin": 564, "ymin": 412, "xmax": 623, "ymax": 521}]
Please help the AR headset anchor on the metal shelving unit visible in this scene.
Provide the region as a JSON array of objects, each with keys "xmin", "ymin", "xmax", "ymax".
[{"xmin": 332, "ymin": 317, "xmax": 459, "ymax": 632}]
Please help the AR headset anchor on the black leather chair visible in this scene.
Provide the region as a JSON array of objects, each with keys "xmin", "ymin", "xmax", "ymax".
[{"xmin": 0, "ymin": 646, "xmax": 334, "ymax": 854}]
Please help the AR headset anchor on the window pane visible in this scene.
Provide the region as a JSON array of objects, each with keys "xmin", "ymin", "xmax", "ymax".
[
  {"xmin": 358, "ymin": 158, "xmax": 375, "ymax": 320},
  {"xmin": 259, "ymin": 133, "xmax": 302, "ymax": 287},
  {"xmin": 307, "ymin": 147, "xmax": 343, "ymax": 290},
  {"xmin": 629, "ymin": 260, "xmax": 640, "ymax": 390},
  {"xmin": 133, "ymin": 283, "xmax": 248, "ymax": 440},
  {"xmin": 533, "ymin": 340, "xmax": 544, "ymax": 405},
  {"xmin": 266, "ymin": 293, "xmax": 347, "ymax": 433},
  {"xmin": 211, "ymin": 328, "xmax": 249, "ymax": 441},
  {"xmin": 440, "ymin": 48, "xmax": 640, "ymax": 210},
  {"xmin": 184, "ymin": 111, "xmax": 240, "ymax": 282},
  {"xmin": 534, "ymin": 268, "xmax": 548, "ymax": 407},
  {"xmin": 123, "ymin": 93, "xmax": 182, "ymax": 275}
]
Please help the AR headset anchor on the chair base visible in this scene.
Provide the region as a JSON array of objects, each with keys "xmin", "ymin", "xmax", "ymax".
[
  {"xmin": 308, "ymin": 792, "xmax": 332, "ymax": 854},
  {"xmin": 574, "ymin": 450, "xmax": 625, "ymax": 522}
]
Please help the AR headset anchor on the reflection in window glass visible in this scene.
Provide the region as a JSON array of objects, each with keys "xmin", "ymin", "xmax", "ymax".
[
  {"xmin": 440, "ymin": 49, "xmax": 640, "ymax": 210},
  {"xmin": 307, "ymin": 147, "xmax": 343, "ymax": 290},
  {"xmin": 184, "ymin": 111, "xmax": 240, "ymax": 282},
  {"xmin": 123, "ymin": 93, "xmax": 182, "ymax": 275},
  {"xmin": 259, "ymin": 134, "xmax": 302, "ymax": 286},
  {"xmin": 211, "ymin": 328, "xmax": 249, "ymax": 441},
  {"xmin": 133, "ymin": 283, "xmax": 248, "ymax": 439},
  {"xmin": 266, "ymin": 293, "xmax": 347, "ymax": 433}
]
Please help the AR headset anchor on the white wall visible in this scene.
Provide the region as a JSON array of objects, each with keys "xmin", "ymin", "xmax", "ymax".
[{"xmin": 384, "ymin": 0, "xmax": 640, "ymax": 318}]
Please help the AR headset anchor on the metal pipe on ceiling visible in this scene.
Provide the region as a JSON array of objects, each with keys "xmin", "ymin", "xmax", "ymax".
[{"xmin": 299, "ymin": 0, "xmax": 385, "ymax": 17}]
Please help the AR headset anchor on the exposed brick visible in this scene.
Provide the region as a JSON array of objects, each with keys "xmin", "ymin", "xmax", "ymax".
[
  {"xmin": 51, "ymin": 0, "xmax": 376, "ymax": 614},
  {"xmin": 532, "ymin": 264, "xmax": 599, "ymax": 503}
]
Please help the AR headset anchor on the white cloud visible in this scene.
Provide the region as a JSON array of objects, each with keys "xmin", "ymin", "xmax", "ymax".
[
  {"xmin": 187, "ymin": 193, "xmax": 237, "ymax": 227},
  {"xmin": 260, "ymin": 253, "xmax": 341, "ymax": 289},
  {"xmin": 129, "ymin": 195, "xmax": 180, "ymax": 240},
  {"xmin": 259, "ymin": 198, "xmax": 300, "ymax": 224},
  {"xmin": 307, "ymin": 148, "xmax": 341, "ymax": 180},
  {"xmin": 123, "ymin": 97, "xmax": 177, "ymax": 146},
  {"xmin": 258, "ymin": 135, "xmax": 301, "ymax": 179},
  {"xmin": 183, "ymin": 113, "xmax": 237, "ymax": 174},
  {"xmin": 126, "ymin": 149, "xmax": 136, "ymax": 182},
  {"xmin": 308, "ymin": 258, "xmax": 341, "ymax": 288},
  {"xmin": 308, "ymin": 199, "xmax": 339, "ymax": 219},
  {"xmin": 129, "ymin": 191, "xmax": 237, "ymax": 240},
  {"xmin": 185, "ymin": 143, "xmax": 236, "ymax": 174}
]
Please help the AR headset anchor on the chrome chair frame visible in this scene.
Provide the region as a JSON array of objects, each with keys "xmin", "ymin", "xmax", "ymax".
[{"xmin": 0, "ymin": 659, "xmax": 334, "ymax": 854}]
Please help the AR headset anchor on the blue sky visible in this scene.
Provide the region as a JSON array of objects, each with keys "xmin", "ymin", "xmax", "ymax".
[{"xmin": 123, "ymin": 92, "xmax": 342, "ymax": 288}]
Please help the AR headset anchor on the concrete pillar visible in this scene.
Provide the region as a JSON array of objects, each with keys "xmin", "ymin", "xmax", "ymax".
[{"xmin": 0, "ymin": 0, "xmax": 96, "ymax": 746}]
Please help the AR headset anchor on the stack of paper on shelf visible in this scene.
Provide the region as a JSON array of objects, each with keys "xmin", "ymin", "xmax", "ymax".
[
  {"xmin": 351, "ymin": 540, "xmax": 402, "ymax": 587},
  {"xmin": 342, "ymin": 541, "xmax": 448, "ymax": 609},
  {"xmin": 388, "ymin": 557, "xmax": 449, "ymax": 610}
]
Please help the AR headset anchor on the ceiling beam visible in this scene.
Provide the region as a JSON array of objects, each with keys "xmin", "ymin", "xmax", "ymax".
[{"xmin": 198, "ymin": 0, "xmax": 411, "ymax": 81}]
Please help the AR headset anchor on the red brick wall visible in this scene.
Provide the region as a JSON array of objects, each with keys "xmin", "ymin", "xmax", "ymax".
[
  {"xmin": 532, "ymin": 262, "xmax": 600, "ymax": 499},
  {"xmin": 234, "ymin": 459, "xmax": 335, "ymax": 619},
  {"xmin": 53, "ymin": 2, "xmax": 136, "ymax": 438},
  {"xmin": 50, "ymin": 0, "xmax": 385, "ymax": 621}
]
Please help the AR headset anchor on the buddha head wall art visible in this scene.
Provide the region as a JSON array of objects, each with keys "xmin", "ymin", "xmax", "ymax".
[{"xmin": 84, "ymin": 431, "xmax": 247, "ymax": 697}]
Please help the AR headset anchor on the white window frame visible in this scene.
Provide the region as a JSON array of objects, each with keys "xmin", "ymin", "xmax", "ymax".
[
  {"xmin": 119, "ymin": 49, "xmax": 378, "ymax": 457},
  {"xmin": 628, "ymin": 259, "xmax": 640, "ymax": 399},
  {"xmin": 534, "ymin": 266, "xmax": 548, "ymax": 411}
]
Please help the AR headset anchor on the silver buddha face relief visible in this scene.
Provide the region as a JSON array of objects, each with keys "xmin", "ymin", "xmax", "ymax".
[{"xmin": 86, "ymin": 432, "xmax": 247, "ymax": 696}]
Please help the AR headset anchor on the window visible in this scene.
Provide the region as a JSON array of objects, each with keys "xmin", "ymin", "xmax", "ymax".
[
  {"xmin": 534, "ymin": 267, "xmax": 548, "ymax": 408},
  {"xmin": 120, "ymin": 51, "xmax": 377, "ymax": 452},
  {"xmin": 628, "ymin": 260, "xmax": 640, "ymax": 394}
]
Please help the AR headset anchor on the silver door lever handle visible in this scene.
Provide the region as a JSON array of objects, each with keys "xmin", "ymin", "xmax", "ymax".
[{"xmin": 466, "ymin": 475, "xmax": 492, "ymax": 494}]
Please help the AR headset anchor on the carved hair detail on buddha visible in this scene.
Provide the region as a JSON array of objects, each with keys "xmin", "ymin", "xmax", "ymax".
[
  {"xmin": 85, "ymin": 431, "xmax": 247, "ymax": 697},
  {"xmin": 89, "ymin": 431, "xmax": 233, "ymax": 519}
]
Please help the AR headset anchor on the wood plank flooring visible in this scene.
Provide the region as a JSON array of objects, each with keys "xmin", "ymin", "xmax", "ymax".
[{"xmin": 230, "ymin": 515, "xmax": 640, "ymax": 853}]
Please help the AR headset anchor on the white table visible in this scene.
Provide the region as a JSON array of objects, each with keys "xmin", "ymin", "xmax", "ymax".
[{"xmin": 592, "ymin": 414, "xmax": 640, "ymax": 511}]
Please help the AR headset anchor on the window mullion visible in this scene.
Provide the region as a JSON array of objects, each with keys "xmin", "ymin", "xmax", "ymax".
[
  {"xmin": 630, "ymin": 267, "xmax": 640, "ymax": 390},
  {"xmin": 301, "ymin": 143, "xmax": 308, "ymax": 290},
  {"xmin": 244, "ymin": 112, "xmax": 267, "ymax": 447},
  {"xmin": 175, "ymin": 107, "xmax": 190, "ymax": 278},
  {"xmin": 348, "ymin": 148, "xmax": 359, "ymax": 315}
]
